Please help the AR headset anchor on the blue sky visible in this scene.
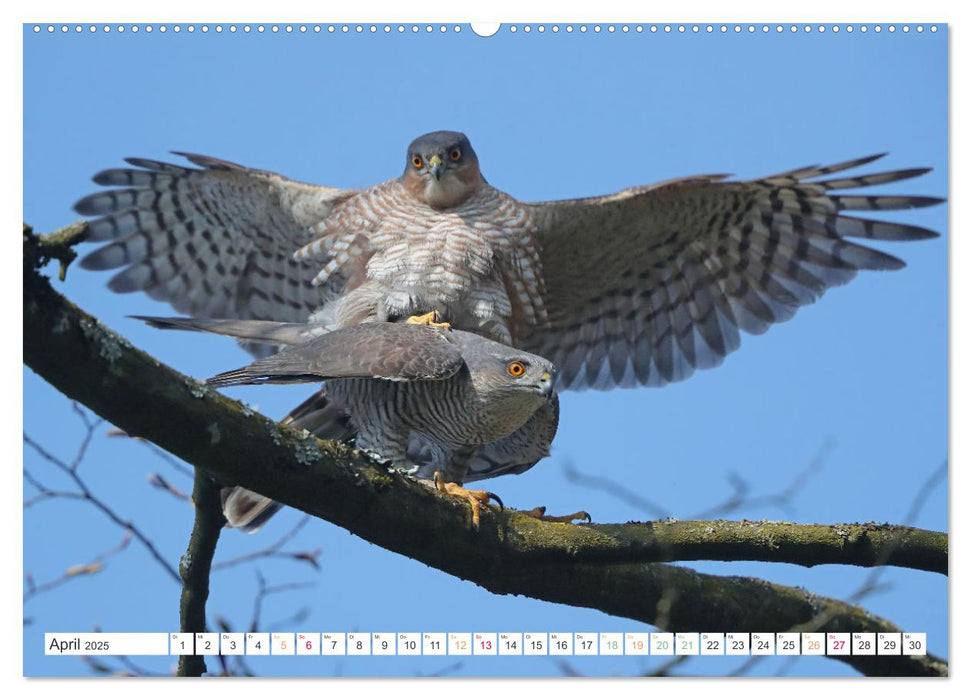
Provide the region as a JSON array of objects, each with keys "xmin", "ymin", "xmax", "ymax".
[{"xmin": 22, "ymin": 23, "xmax": 947, "ymax": 677}]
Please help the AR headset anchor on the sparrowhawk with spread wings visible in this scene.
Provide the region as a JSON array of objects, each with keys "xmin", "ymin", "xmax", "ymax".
[{"xmin": 75, "ymin": 130, "xmax": 943, "ymax": 390}]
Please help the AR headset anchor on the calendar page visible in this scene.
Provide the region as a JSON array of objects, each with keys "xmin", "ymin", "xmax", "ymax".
[{"xmin": 22, "ymin": 7, "xmax": 948, "ymax": 681}]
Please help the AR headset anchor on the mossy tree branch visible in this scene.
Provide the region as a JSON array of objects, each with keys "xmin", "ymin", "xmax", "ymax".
[{"xmin": 23, "ymin": 224, "xmax": 947, "ymax": 677}]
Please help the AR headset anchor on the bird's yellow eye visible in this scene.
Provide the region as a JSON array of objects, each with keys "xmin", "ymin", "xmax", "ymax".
[
  {"xmin": 449, "ymin": 148, "xmax": 462, "ymax": 162},
  {"xmin": 507, "ymin": 361, "xmax": 526, "ymax": 377},
  {"xmin": 412, "ymin": 155, "xmax": 424, "ymax": 169}
]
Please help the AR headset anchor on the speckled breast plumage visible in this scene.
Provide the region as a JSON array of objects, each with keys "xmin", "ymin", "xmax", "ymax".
[{"xmin": 295, "ymin": 179, "xmax": 548, "ymax": 341}]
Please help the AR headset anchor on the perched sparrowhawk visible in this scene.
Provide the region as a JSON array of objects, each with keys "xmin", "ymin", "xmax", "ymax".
[
  {"xmin": 76, "ymin": 131, "xmax": 943, "ymax": 390},
  {"xmin": 190, "ymin": 321, "xmax": 561, "ymax": 531}
]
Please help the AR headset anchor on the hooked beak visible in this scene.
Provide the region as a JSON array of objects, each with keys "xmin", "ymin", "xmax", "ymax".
[
  {"xmin": 539, "ymin": 371, "xmax": 554, "ymax": 397},
  {"xmin": 428, "ymin": 155, "xmax": 444, "ymax": 181}
]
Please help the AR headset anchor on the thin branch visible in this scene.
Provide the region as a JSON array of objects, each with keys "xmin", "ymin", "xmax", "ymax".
[
  {"xmin": 563, "ymin": 438, "xmax": 833, "ymax": 522},
  {"xmin": 844, "ymin": 461, "xmax": 948, "ymax": 608},
  {"xmin": 24, "ymin": 530, "xmax": 132, "ymax": 603},
  {"xmin": 177, "ymin": 467, "xmax": 225, "ymax": 677},
  {"xmin": 146, "ymin": 472, "xmax": 190, "ymax": 501},
  {"xmin": 214, "ymin": 616, "xmax": 256, "ymax": 677},
  {"xmin": 24, "ymin": 431, "xmax": 181, "ymax": 585},
  {"xmin": 902, "ymin": 461, "xmax": 948, "ymax": 525},
  {"xmin": 22, "ymin": 468, "xmax": 55, "ymax": 497},
  {"xmin": 23, "ymin": 468, "xmax": 86, "ymax": 508},
  {"xmin": 248, "ymin": 571, "xmax": 315, "ymax": 633},
  {"xmin": 213, "ymin": 516, "xmax": 321, "ymax": 571},
  {"xmin": 265, "ymin": 606, "xmax": 311, "ymax": 633},
  {"xmin": 563, "ymin": 460, "xmax": 671, "ymax": 518},
  {"xmin": 108, "ymin": 429, "xmax": 195, "ymax": 479},
  {"xmin": 690, "ymin": 439, "xmax": 834, "ymax": 520}
]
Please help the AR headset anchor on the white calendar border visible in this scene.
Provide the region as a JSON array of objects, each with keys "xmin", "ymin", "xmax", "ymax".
[{"xmin": 10, "ymin": 0, "xmax": 959, "ymax": 697}]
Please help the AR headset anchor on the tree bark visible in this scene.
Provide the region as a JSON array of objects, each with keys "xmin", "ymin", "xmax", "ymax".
[{"xmin": 176, "ymin": 468, "xmax": 225, "ymax": 676}]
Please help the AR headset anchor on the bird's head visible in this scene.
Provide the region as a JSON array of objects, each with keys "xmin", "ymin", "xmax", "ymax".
[
  {"xmin": 402, "ymin": 131, "xmax": 484, "ymax": 210},
  {"xmin": 460, "ymin": 331, "xmax": 557, "ymax": 411},
  {"xmin": 472, "ymin": 348, "xmax": 556, "ymax": 436}
]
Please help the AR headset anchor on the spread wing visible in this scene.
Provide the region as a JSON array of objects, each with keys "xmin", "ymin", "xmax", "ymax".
[
  {"xmin": 521, "ymin": 154, "xmax": 943, "ymax": 390},
  {"xmin": 207, "ymin": 323, "xmax": 465, "ymax": 387},
  {"xmin": 75, "ymin": 152, "xmax": 355, "ymax": 325}
]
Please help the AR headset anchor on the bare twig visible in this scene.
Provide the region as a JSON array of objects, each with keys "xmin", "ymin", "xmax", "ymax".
[
  {"xmin": 108, "ymin": 429, "xmax": 195, "ymax": 479},
  {"xmin": 24, "ymin": 426, "xmax": 181, "ymax": 585},
  {"xmin": 248, "ymin": 571, "xmax": 315, "ymax": 633},
  {"xmin": 690, "ymin": 439, "xmax": 834, "ymax": 520},
  {"xmin": 563, "ymin": 460, "xmax": 671, "ymax": 518},
  {"xmin": 563, "ymin": 439, "xmax": 833, "ymax": 522},
  {"xmin": 845, "ymin": 460, "xmax": 948, "ymax": 605},
  {"xmin": 146, "ymin": 473, "xmax": 190, "ymax": 501},
  {"xmin": 24, "ymin": 530, "xmax": 132, "ymax": 603},
  {"xmin": 213, "ymin": 616, "xmax": 256, "ymax": 677},
  {"xmin": 213, "ymin": 516, "xmax": 321, "ymax": 571}
]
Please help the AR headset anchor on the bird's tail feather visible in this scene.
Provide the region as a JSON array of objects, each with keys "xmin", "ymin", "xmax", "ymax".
[
  {"xmin": 220, "ymin": 486, "xmax": 284, "ymax": 534},
  {"xmin": 132, "ymin": 315, "xmax": 321, "ymax": 346},
  {"xmin": 282, "ymin": 389, "xmax": 356, "ymax": 441},
  {"xmin": 220, "ymin": 390, "xmax": 354, "ymax": 533}
]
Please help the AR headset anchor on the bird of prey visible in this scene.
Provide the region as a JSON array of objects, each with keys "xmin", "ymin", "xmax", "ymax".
[
  {"xmin": 181, "ymin": 321, "xmax": 561, "ymax": 531},
  {"xmin": 75, "ymin": 131, "xmax": 944, "ymax": 390}
]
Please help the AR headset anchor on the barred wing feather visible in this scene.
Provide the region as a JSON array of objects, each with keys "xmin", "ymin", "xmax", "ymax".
[{"xmin": 522, "ymin": 154, "xmax": 943, "ymax": 390}]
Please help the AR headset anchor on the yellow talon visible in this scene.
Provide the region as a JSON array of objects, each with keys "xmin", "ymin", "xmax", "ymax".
[
  {"xmin": 406, "ymin": 310, "xmax": 451, "ymax": 329},
  {"xmin": 434, "ymin": 471, "xmax": 502, "ymax": 531}
]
